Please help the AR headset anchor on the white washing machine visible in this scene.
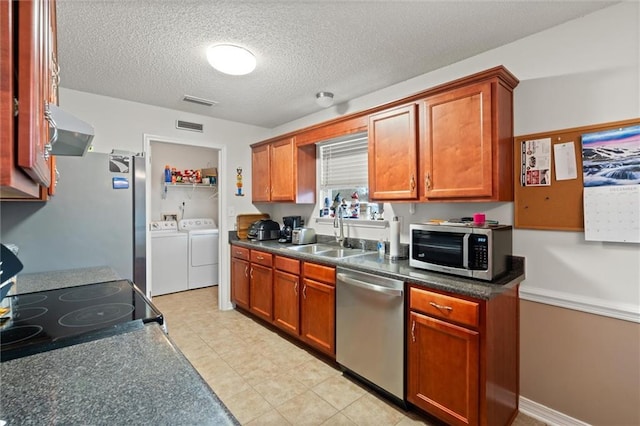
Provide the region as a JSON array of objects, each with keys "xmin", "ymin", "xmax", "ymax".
[
  {"xmin": 150, "ymin": 220, "xmax": 188, "ymax": 296},
  {"xmin": 178, "ymin": 218, "xmax": 219, "ymax": 289}
]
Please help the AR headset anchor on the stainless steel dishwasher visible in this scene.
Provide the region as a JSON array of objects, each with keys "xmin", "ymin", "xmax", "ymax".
[{"xmin": 336, "ymin": 267, "xmax": 405, "ymax": 402}]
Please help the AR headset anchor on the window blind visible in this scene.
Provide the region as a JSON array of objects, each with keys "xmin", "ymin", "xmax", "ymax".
[{"xmin": 320, "ymin": 135, "xmax": 369, "ymax": 189}]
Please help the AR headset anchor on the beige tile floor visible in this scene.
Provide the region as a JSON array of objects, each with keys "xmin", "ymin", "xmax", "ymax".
[{"xmin": 152, "ymin": 287, "xmax": 546, "ymax": 426}]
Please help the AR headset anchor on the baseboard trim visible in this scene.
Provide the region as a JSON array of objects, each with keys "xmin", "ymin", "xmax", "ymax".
[
  {"xmin": 519, "ymin": 286, "xmax": 640, "ymax": 323},
  {"xmin": 519, "ymin": 396, "xmax": 590, "ymax": 426}
]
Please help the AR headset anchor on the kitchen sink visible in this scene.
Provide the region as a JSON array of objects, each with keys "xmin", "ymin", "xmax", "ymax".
[
  {"xmin": 286, "ymin": 244, "xmax": 335, "ymax": 254},
  {"xmin": 286, "ymin": 244, "xmax": 370, "ymax": 258},
  {"xmin": 315, "ymin": 248, "xmax": 369, "ymax": 258}
]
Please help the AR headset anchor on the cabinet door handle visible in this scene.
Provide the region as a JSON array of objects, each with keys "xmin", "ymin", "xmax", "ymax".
[
  {"xmin": 294, "ymin": 280, "xmax": 298, "ymax": 296},
  {"xmin": 410, "ymin": 174, "xmax": 416, "ymax": 192},
  {"xmin": 244, "ymin": 266, "xmax": 248, "ymax": 278},
  {"xmin": 51, "ymin": 57, "xmax": 60, "ymax": 91},
  {"xmin": 425, "ymin": 173, "xmax": 431, "ymax": 191},
  {"xmin": 411, "ymin": 320, "xmax": 416, "ymax": 343},
  {"xmin": 256, "ymin": 255, "xmax": 264, "ymax": 260},
  {"xmin": 429, "ymin": 301, "xmax": 453, "ymax": 312},
  {"xmin": 44, "ymin": 103, "xmax": 58, "ymax": 146},
  {"xmin": 250, "ymin": 267, "xmax": 254, "ymax": 279},
  {"xmin": 303, "ymin": 283, "xmax": 307, "ymax": 299}
]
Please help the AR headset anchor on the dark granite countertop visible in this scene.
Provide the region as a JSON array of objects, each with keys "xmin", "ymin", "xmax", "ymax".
[
  {"xmin": 230, "ymin": 234, "xmax": 524, "ymax": 300},
  {"xmin": 0, "ymin": 323, "xmax": 238, "ymax": 426},
  {"xmin": 16, "ymin": 266, "xmax": 122, "ymax": 294},
  {"xmin": 2, "ymin": 267, "xmax": 238, "ymax": 425}
]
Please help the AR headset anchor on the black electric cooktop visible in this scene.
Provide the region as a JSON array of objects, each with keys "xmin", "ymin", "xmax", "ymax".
[{"xmin": 0, "ymin": 280, "xmax": 163, "ymax": 362}]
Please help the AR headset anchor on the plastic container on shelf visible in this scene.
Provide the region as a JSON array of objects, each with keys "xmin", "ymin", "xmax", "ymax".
[{"xmin": 164, "ymin": 165, "xmax": 171, "ymax": 183}]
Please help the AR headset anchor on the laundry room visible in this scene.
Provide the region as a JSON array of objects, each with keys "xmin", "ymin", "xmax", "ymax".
[
  {"xmin": 149, "ymin": 141, "xmax": 220, "ymax": 297},
  {"xmin": 150, "ymin": 141, "xmax": 219, "ymax": 223}
]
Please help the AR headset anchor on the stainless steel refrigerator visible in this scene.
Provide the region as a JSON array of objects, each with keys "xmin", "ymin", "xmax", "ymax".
[
  {"xmin": 132, "ymin": 154, "xmax": 146, "ymax": 293},
  {"xmin": 0, "ymin": 152, "xmax": 147, "ymax": 287}
]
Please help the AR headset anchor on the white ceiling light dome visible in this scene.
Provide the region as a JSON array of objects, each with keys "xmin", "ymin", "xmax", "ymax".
[
  {"xmin": 206, "ymin": 44, "xmax": 256, "ymax": 76},
  {"xmin": 316, "ymin": 91, "xmax": 334, "ymax": 108}
]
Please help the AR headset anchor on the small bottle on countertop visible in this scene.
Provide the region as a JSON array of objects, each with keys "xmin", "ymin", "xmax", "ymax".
[{"xmin": 377, "ymin": 238, "xmax": 385, "ymax": 258}]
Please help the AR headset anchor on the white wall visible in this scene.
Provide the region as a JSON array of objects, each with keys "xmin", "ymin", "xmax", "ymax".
[
  {"xmin": 59, "ymin": 88, "xmax": 268, "ymax": 223},
  {"xmin": 268, "ymin": 2, "xmax": 640, "ymax": 322}
]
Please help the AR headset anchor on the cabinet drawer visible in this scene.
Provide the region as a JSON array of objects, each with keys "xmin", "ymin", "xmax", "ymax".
[
  {"xmin": 275, "ymin": 256, "xmax": 300, "ymax": 275},
  {"xmin": 251, "ymin": 250, "xmax": 273, "ymax": 267},
  {"xmin": 409, "ymin": 287, "xmax": 479, "ymax": 328},
  {"xmin": 231, "ymin": 246, "xmax": 250, "ymax": 261},
  {"xmin": 303, "ymin": 262, "xmax": 335, "ymax": 286}
]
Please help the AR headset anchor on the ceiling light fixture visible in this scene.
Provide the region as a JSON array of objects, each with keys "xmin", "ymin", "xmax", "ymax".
[
  {"xmin": 206, "ymin": 44, "xmax": 256, "ymax": 76},
  {"xmin": 316, "ymin": 91, "xmax": 334, "ymax": 108}
]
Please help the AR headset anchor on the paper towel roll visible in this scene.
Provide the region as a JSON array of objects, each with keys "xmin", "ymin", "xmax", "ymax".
[{"xmin": 390, "ymin": 216, "xmax": 400, "ymax": 259}]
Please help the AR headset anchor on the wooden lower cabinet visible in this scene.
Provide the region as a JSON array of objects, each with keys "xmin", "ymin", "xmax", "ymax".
[
  {"xmin": 273, "ymin": 257, "xmax": 301, "ymax": 335},
  {"xmin": 300, "ymin": 262, "xmax": 336, "ymax": 356},
  {"xmin": 230, "ymin": 245, "xmax": 336, "ymax": 359},
  {"xmin": 408, "ymin": 311, "xmax": 479, "ymax": 426},
  {"xmin": 230, "ymin": 246, "xmax": 250, "ymax": 309},
  {"xmin": 407, "ymin": 284, "xmax": 519, "ymax": 426},
  {"xmin": 249, "ymin": 250, "xmax": 273, "ymax": 322},
  {"xmin": 300, "ymin": 277, "xmax": 335, "ymax": 356},
  {"xmin": 231, "ymin": 257, "xmax": 250, "ymax": 309}
]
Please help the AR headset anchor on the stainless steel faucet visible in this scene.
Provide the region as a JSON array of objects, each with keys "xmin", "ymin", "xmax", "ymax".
[{"xmin": 334, "ymin": 205, "xmax": 347, "ymax": 247}]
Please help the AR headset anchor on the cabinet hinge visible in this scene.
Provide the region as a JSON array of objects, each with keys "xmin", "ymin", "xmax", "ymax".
[{"xmin": 13, "ymin": 97, "xmax": 18, "ymax": 117}]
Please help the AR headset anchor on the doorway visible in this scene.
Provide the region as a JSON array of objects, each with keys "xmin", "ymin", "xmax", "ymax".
[{"xmin": 144, "ymin": 135, "xmax": 228, "ymax": 310}]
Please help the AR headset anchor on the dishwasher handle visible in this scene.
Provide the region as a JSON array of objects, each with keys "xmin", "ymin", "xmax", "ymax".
[{"xmin": 337, "ymin": 273, "xmax": 403, "ymax": 297}]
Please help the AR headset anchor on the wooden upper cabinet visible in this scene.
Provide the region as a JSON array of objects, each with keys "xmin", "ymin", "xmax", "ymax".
[
  {"xmin": 420, "ymin": 82, "xmax": 493, "ymax": 200},
  {"xmin": 248, "ymin": 65, "xmax": 517, "ymax": 204},
  {"xmin": 270, "ymin": 137, "xmax": 296, "ymax": 201},
  {"xmin": 1, "ymin": 0, "xmax": 57, "ymax": 200},
  {"xmin": 251, "ymin": 136, "xmax": 316, "ymax": 204},
  {"xmin": 17, "ymin": 0, "xmax": 52, "ymax": 188},
  {"xmin": 419, "ymin": 71, "xmax": 517, "ymax": 202},
  {"xmin": 366, "ymin": 66, "xmax": 517, "ymax": 203},
  {"xmin": 251, "ymin": 143, "xmax": 270, "ymax": 202},
  {"xmin": 368, "ymin": 104, "xmax": 419, "ymax": 201}
]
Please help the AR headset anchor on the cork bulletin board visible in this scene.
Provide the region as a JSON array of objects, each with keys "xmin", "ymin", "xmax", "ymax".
[{"xmin": 513, "ymin": 118, "xmax": 640, "ymax": 231}]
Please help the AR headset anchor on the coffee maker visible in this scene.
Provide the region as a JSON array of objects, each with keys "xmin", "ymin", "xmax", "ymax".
[{"xmin": 280, "ymin": 216, "xmax": 303, "ymax": 243}]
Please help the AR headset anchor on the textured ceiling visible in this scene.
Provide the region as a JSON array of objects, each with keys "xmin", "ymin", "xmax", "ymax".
[{"xmin": 56, "ymin": 0, "xmax": 616, "ymax": 129}]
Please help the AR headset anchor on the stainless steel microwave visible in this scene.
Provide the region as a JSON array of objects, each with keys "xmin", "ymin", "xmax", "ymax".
[{"xmin": 409, "ymin": 223, "xmax": 512, "ymax": 281}]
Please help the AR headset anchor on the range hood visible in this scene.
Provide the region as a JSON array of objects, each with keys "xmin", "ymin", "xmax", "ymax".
[{"xmin": 48, "ymin": 105, "xmax": 94, "ymax": 156}]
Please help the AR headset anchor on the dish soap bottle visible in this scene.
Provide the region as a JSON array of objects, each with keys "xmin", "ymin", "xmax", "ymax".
[{"xmin": 377, "ymin": 238, "xmax": 385, "ymax": 258}]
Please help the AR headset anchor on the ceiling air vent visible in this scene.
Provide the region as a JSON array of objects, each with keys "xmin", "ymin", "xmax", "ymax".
[
  {"xmin": 182, "ymin": 95, "xmax": 218, "ymax": 107},
  {"xmin": 176, "ymin": 120, "xmax": 204, "ymax": 132}
]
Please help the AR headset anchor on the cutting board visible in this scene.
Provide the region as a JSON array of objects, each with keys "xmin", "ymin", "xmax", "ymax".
[{"xmin": 236, "ymin": 213, "xmax": 270, "ymax": 239}]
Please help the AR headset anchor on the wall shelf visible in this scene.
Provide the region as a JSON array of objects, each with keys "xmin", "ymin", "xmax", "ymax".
[{"xmin": 162, "ymin": 182, "xmax": 218, "ymax": 200}]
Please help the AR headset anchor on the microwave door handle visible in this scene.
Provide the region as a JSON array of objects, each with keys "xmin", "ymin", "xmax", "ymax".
[{"xmin": 462, "ymin": 234, "xmax": 470, "ymax": 269}]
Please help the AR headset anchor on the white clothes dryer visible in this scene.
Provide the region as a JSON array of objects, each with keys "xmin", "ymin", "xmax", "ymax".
[
  {"xmin": 150, "ymin": 220, "xmax": 188, "ymax": 296},
  {"xmin": 178, "ymin": 218, "xmax": 219, "ymax": 289}
]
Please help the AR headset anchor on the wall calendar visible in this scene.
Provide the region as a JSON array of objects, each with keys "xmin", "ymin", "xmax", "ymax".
[{"xmin": 582, "ymin": 124, "xmax": 640, "ymax": 243}]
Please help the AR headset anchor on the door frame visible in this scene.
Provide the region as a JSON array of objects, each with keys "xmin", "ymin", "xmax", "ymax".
[{"xmin": 143, "ymin": 134, "xmax": 231, "ymax": 311}]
